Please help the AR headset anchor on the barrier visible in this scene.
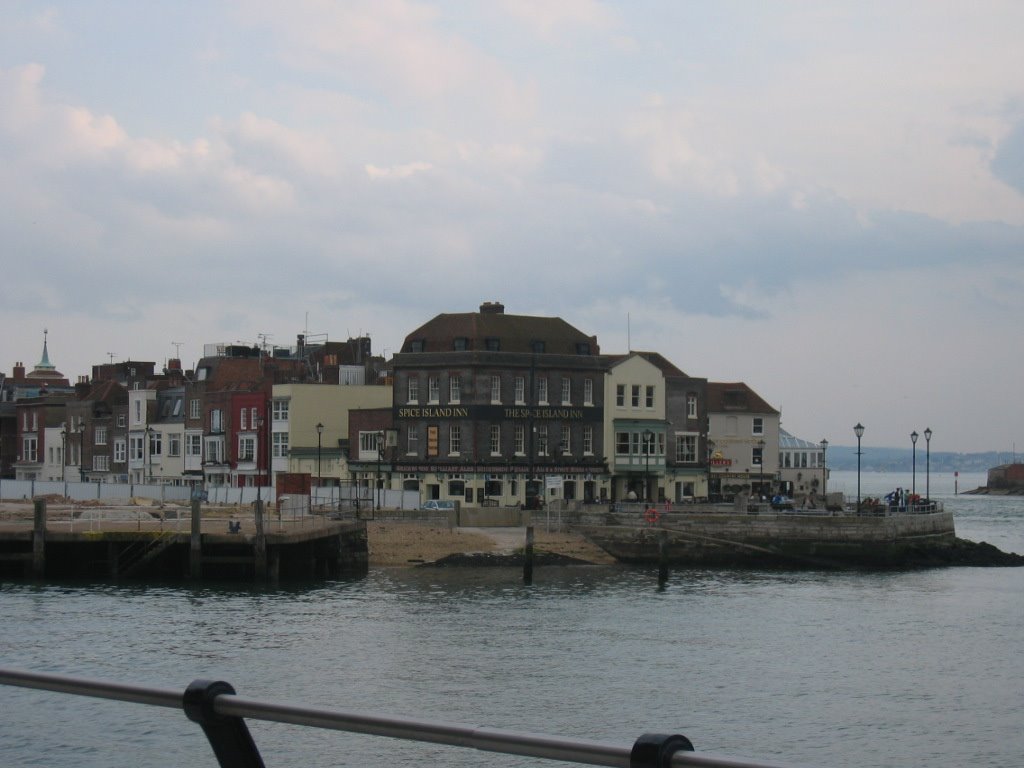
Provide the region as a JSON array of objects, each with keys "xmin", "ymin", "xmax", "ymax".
[{"xmin": 0, "ymin": 667, "xmax": 789, "ymax": 768}]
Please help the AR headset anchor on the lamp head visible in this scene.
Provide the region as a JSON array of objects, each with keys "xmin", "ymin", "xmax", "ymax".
[
  {"xmin": 316, "ymin": 422, "xmax": 323, "ymax": 435},
  {"xmin": 924, "ymin": 427, "xmax": 932, "ymax": 442},
  {"xmin": 854, "ymin": 423, "xmax": 865, "ymax": 439},
  {"xmin": 820, "ymin": 438, "xmax": 828, "ymax": 450},
  {"xmin": 911, "ymin": 430, "xmax": 918, "ymax": 445}
]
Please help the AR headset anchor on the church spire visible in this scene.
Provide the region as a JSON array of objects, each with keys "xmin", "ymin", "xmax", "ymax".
[{"xmin": 37, "ymin": 329, "xmax": 55, "ymax": 371}]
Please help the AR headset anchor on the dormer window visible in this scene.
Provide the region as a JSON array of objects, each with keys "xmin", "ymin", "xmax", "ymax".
[
  {"xmin": 453, "ymin": 337, "xmax": 469, "ymax": 351},
  {"xmin": 576, "ymin": 342, "xmax": 591, "ymax": 355},
  {"xmin": 485, "ymin": 337, "xmax": 501, "ymax": 351},
  {"xmin": 409, "ymin": 340, "xmax": 425, "ymax": 353},
  {"xmin": 531, "ymin": 340, "xmax": 546, "ymax": 353}
]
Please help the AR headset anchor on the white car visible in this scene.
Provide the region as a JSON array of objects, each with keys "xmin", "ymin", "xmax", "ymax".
[{"xmin": 420, "ymin": 500, "xmax": 456, "ymax": 511}]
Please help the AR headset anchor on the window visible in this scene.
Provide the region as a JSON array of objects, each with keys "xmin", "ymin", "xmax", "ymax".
[
  {"xmin": 117, "ymin": 414, "xmax": 126, "ymax": 427},
  {"xmin": 560, "ymin": 425, "xmax": 571, "ymax": 454},
  {"xmin": 645, "ymin": 385, "xmax": 655, "ymax": 408},
  {"xmin": 538, "ymin": 378, "xmax": 548, "ymax": 404},
  {"xmin": 752, "ymin": 445, "xmax": 764, "ymax": 466},
  {"xmin": 240, "ymin": 408, "xmax": 247, "ymax": 431},
  {"xmin": 449, "ymin": 374, "xmax": 461, "ymax": 404},
  {"xmin": 584, "ymin": 378, "xmax": 593, "ymax": 406},
  {"xmin": 447, "ymin": 474, "xmax": 465, "ymax": 497},
  {"xmin": 187, "ymin": 434, "xmax": 202, "ymax": 457},
  {"xmin": 406, "ymin": 425, "xmax": 419, "ymax": 455},
  {"xmin": 675, "ymin": 434, "xmax": 697, "ymax": 463},
  {"xmin": 575, "ymin": 342, "xmax": 590, "ymax": 355},
  {"xmin": 251, "ymin": 407, "xmax": 258, "ymax": 428},
  {"xmin": 149, "ymin": 432, "xmax": 162, "ymax": 456},
  {"xmin": 130, "ymin": 436, "xmax": 144, "ymax": 461},
  {"xmin": 238, "ymin": 436, "xmax": 256, "ymax": 461},
  {"xmin": 95, "ymin": 426, "xmax": 108, "ymax": 445},
  {"xmin": 407, "ymin": 377, "xmax": 419, "ymax": 404},
  {"xmin": 449, "ymin": 425, "xmax": 461, "ymax": 455},
  {"xmin": 561, "ymin": 378, "xmax": 571, "ymax": 405},
  {"xmin": 514, "ymin": 424, "xmax": 525, "ymax": 454},
  {"xmin": 490, "ymin": 375, "xmax": 501, "ymax": 403},
  {"xmin": 93, "ymin": 455, "xmax": 110, "ymax": 472},
  {"xmin": 190, "ymin": 399, "xmax": 200, "ymax": 419},
  {"xmin": 359, "ymin": 432, "xmax": 383, "ymax": 453},
  {"xmin": 114, "ymin": 439, "xmax": 126, "ymax": 463},
  {"xmin": 409, "ymin": 339, "xmax": 424, "ymax": 353},
  {"xmin": 134, "ymin": 400, "xmax": 142, "ymax": 424},
  {"xmin": 22, "ymin": 436, "xmax": 38, "ymax": 462},
  {"xmin": 616, "ymin": 384, "xmax": 625, "ymax": 407},
  {"xmin": 687, "ymin": 394, "xmax": 697, "ymax": 419},
  {"xmin": 582, "ymin": 425, "xmax": 593, "ymax": 455},
  {"xmin": 490, "ymin": 425, "xmax": 501, "ymax": 455},
  {"xmin": 210, "ymin": 409, "xmax": 223, "ymax": 432},
  {"xmin": 272, "ymin": 432, "xmax": 288, "ymax": 458},
  {"xmin": 168, "ymin": 434, "xmax": 181, "ymax": 457},
  {"xmin": 537, "ymin": 425, "xmax": 548, "ymax": 456},
  {"xmin": 531, "ymin": 340, "xmax": 545, "ymax": 353},
  {"xmin": 514, "ymin": 376, "xmax": 525, "ymax": 404},
  {"xmin": 272, "ymin": 400, "xmax": 289, "ymax": 420},
  {"xmin": 204, "ymin": 437, "xmax": 224, "ymax": 463},
  {"xmin": 485, "ymin": 337, "xmax": 500, "ymax": 351},
  {"xmin": 453, "ymin": 337, "xmax": 469, "ymax": 351},
  {"xmin": 631, "ymin": 385, "xmax": 640, "ymax": 408},
  {"xmin": 428, "ymin": 376, "xmax": 439, "ymax": 403},
  {"xmin": 752, "ymin": 417, "xmax": 764, "ymax": 435},
  {"xmin": 615, "ymin": 432, "xmax": 630, "ymax": 456}
]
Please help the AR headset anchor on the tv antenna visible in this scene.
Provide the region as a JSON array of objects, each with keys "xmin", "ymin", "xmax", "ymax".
[
  {"xmin": 107, "ymin": 352, "xmax": 116, "ymax": 364},
  {"xmin": 171, "ymin": 341, "xmax": 183, "ymax": 358}
]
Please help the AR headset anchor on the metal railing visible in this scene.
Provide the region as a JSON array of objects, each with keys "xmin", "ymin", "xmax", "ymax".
[{"xmin": 0, "ymin": 667, "xmax": 790, "ymax": 768}]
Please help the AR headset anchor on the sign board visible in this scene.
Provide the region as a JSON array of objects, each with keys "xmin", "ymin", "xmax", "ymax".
[{"xmin": 545, "ymin": 475, "xmax": 563, "ymax": 490}]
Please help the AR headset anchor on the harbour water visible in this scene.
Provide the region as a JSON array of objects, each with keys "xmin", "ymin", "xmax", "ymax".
[{"xmin": 2, "ymin": 470, "xmax": 1022, "ymax": 767}]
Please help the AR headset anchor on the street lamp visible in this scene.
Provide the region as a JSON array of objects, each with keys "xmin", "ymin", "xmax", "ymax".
[
  {"xmin": 910, "ymin": 430, "xmax": 919, "ymax": 501},
  {"xmin": 642, "ymin": 429, "xmax": 653, "ymax": 502},
  {"xmin": 924, "ymin": 427, "xmax": 932, "ymax": 503},
  {"xmin": 820, "ymin": 439, "xmax": 828, "ymax": 497},
  {"xmin": 376, "ymin": 430, "xmax": 384, "ymax": 512},
  {"xmin": 315, "ymin": 422, "xmax": 323, "ymax": 491},
  {"xmin": 77, "ymin": 423, "xmax": 85, "ymax": 481},
  {"xmin": 757, "ymin": 438, "xmax": 765, "ymax": 500},
  {"xmin": 60, "ymin": 426, "xmax": 67, "ymax": 483},
  {"xmin": 145, "ymin": 425, "xmax": 153, "ymax": 484},
  {"xmin": 854, "ymin": 423, "xmax": 865, "ymax": 513},
  {"xmin": 706, "ymin": 438, "xmax": 715, "ymax": 501},
  {"xmin": 255, "ymin": 415, "xmax": 264, "ymax": 504}
]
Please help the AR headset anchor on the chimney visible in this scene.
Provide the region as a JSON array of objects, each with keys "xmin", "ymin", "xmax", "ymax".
[
  {"xmin": 167, "ymin": 358, "xmax": 182, "ymax": 370},
  {"xmin": 13, "ymin": 362, "xmax": 25, "ymax": 381},
  {"xmin": 480, "ymin": 301, "xmax": 505, "ymax": 314}
]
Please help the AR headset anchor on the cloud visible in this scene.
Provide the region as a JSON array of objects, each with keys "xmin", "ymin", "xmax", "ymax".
[{"xmin": 991, "ymin": 120, "xmax": 1024, "ymax": 195}]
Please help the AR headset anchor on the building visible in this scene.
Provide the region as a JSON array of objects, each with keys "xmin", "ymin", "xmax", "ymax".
[
  {"xmin": 706, "ymin": 382, "xmax": 781, "ymax": 500},
  {"xmin": 778, "ymin": 429, "xmax": 828, "ymax": 500},
  {"xmin": 390, "ymin": 301, "xmax": 606, "ymax": 507}
]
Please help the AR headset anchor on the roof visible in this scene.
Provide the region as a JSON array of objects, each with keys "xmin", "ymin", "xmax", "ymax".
[
  {"xmin": 600, "ymin": 351, "xmax": 689, "ymax": 378},
  {"xmin": 706, "ymin": 382, "xmax": 779, "ymax": 415},
  {"xmin": 779, "ymin": 429, "xmax": 823, "ymax": 450},
  {"xmin": 401, "ymin": 303, "xmax": 599, "ymax": 355}
]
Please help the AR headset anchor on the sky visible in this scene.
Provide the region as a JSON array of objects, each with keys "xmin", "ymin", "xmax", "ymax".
[{"xmin": 2, "ymin": 1, "xmax": 1023, "ymax": 454}]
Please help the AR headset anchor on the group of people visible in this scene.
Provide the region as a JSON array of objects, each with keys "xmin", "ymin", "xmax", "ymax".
[{"xmin": 883, "ymin": 487, "xmax": 921, "ymax": 510}]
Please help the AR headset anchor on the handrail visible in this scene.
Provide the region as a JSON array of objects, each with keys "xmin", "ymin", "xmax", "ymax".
[{"xmin": 0, "ymin": 667, "xmax": 791, "ymax": 768}]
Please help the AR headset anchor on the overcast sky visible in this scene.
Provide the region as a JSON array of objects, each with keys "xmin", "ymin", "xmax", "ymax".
[{"xmin": 2, "ymin": 2, "xmax": 1023, "ymax": 453}]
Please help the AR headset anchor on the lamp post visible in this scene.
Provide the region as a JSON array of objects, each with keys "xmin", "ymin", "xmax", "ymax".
[
  {"xmin": 757, "ymin": 438, "xmax": 765, "ymax": 500},
  {"xmin": 376, "ymin": 430, "xmax": 384, "ymax": 512},
  {"xmin": 255, "ymin": 415, "xmax": 264, "ymax": 504},
  {"xmin": 854, "ymin": 423, "xmax": 865, "ymax": 513},
  {"xmin": 820, "ymin": 439, "xmax": 828, "ymax": 497},
  {"xmin": 315, "ymin": 423, "xmax": 323, "ymax": 493},
  {"xmin": 77, "ymin": 423, "xmax": 85, "ymax": 481},
  {"xmin": 706, "ymin": 438, "xmax": 715, "ymax": 501},
  {"xmin": 924, "ymin": 427, "xmax": 932, "ymax": 502},
  {"xmin": 910, "ymin": 430, "xmax": 919, "ymax": 500},
  {"xmin": 145, "ymin": 425, "xmax": 153, "ymax": 485},
  {"xmin": 60, "ymin": 427, "xmax": 67, "ymax": 483},
  {"xmin": 642, "ymin": 429, "xmax": 653, "ymax": 502}
]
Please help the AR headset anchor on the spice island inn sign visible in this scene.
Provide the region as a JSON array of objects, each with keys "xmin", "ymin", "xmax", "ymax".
[{"xmin": 395, "ymin": 405, "xmax": 601, "ymax": 421}]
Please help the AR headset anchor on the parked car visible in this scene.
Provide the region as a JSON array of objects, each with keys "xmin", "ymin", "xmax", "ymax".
[{"xmin": 420, "ymin": 500, "xmax": 455, "ymax": 511}]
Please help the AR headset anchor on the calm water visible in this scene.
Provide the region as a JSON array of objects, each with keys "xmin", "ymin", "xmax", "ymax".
[{"xmin": 1, "ymin": 471, "xmax": 1022, "ymax": 768}]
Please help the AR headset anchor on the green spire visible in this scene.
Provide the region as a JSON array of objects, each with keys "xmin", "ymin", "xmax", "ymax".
[{"xmin": 37, "ymin": 329, "xmax": 55, "ymax": 371}]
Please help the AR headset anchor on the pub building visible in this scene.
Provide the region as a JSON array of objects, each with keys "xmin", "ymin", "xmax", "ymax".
[{"xmin": 389, "ymin": 302, "xmax": 608, "ymax": 507}]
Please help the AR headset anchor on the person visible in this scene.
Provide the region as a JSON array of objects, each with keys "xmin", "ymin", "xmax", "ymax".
[{"xmin": 626, "ymin": 489, "xmax": 638, "ymax": 501}]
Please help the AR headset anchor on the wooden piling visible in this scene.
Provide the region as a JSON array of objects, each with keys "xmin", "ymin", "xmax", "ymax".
[
  {"xmin": 523, "ymin": 525, "xmax": 534, "ymax": 585},
  {"xmin": 32, "ymin": 499, "xmax": 46, "ymax": 579},
  {"xmin": 189, "ymin": 499, "xmax": 202, "ymax": 579},
  {"xmin": 657, "ymin": 529, "xmax": 669, "ymax": 587},
  {"xmin": 254, "ymin": 501, "xmax": 267, "ymax": 580}
]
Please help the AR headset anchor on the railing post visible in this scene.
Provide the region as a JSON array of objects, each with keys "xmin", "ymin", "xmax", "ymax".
[
  {"xmin": 630, "ymin": 732, "xmax": 694, "ymax": 768},
  {"xmin": 183, "ymin": 679, "xmax": 265, "ymax": 768}
]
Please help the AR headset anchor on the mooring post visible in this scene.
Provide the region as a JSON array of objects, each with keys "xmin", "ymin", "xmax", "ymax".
[
  {"xmin": 523, "ymin": 525, "xmax": 534, "ymax": 585},
  {"xmin": 657, "ymin": 529, "xmax": 669, "ymax": 587},
  {"xmin": 32, "ymin": 498, "xmax": 46, "ymax": 579},
  {"xmin": 190, "ymin": 498, "xmax": 202, "ymax": 580},
  {"xmin": 253, "ymin": 500, "xmax": 267, "ymax": 580}
]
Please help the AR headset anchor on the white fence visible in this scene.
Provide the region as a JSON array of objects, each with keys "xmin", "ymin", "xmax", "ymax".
[{"xmin": 0, "ymin": 479, "xmax": 419, "ymax": 510}]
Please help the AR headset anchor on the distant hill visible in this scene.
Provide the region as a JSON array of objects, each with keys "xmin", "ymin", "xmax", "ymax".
[{"xmin": 823, "ymin": 446, "xmax": 1014, "ymax": 473}]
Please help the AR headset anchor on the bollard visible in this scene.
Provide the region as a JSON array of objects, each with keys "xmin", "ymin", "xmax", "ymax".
[
  {"xmin": 32, "ymin": 499, "xmax": 47, "ymax": 579},
  {"xmin": 190, "ymin": 498, "xmax": 202, "ymax": 579},
  {"xmin": 657, "ymin": 529, "xmax": 669, "ymax": 587},
  {"xmin": 254, "ymin": 500, "xmax": 267, "ymax": 580}
]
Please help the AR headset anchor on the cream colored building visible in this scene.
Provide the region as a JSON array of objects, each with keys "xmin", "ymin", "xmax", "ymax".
[
  {"xmin": 706, "ymin": 382, "xmax": 781, "ymax": 500},
  {"xmin": 272, "ymin": 383, "xmax": 392, "ymax": 486},
  {"xmin": 604, "ymin": 353, "xmax": 667, "ymax": 502}
]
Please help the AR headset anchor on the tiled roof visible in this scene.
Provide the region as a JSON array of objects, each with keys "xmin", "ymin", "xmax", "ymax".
[
  {"xmin": 600, "ymin": 351, "xmax": 689, "ymax": 378},
  {"xmin": 707, "ymin": 381, "xmax": 779, "ymax": 414}
]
